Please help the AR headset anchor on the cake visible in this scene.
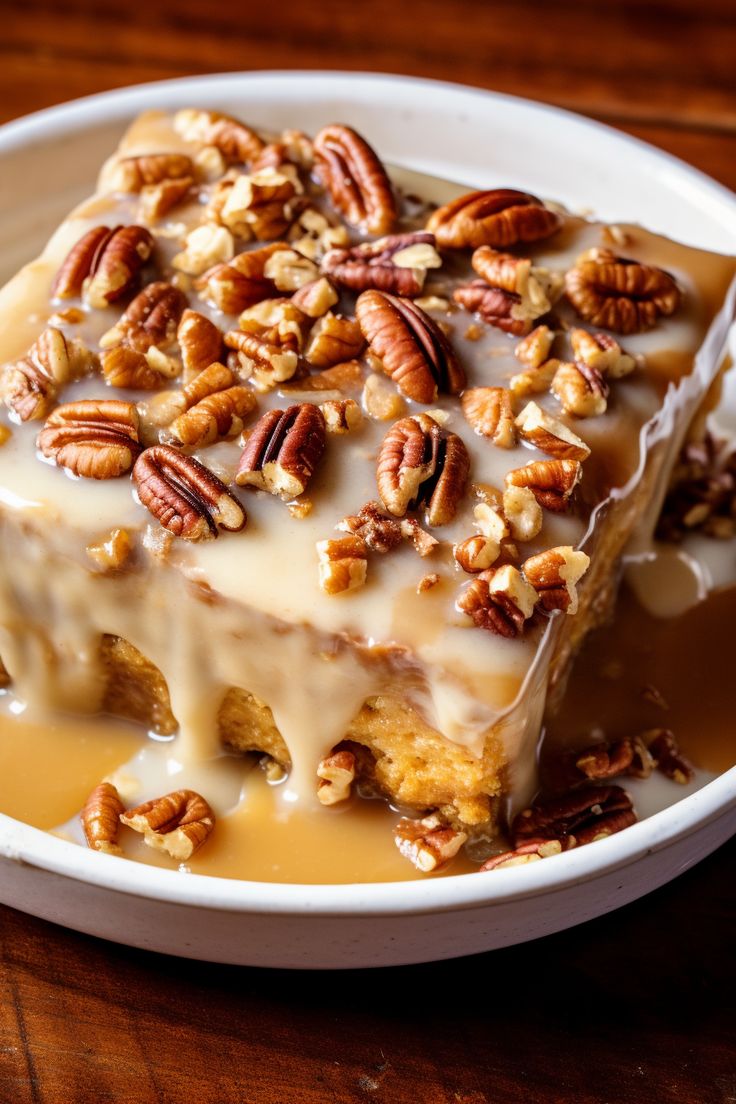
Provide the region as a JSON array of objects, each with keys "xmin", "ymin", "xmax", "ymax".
[{"xmin": 0, "ymin": 108, "xmax": 734, "ymax": 872}]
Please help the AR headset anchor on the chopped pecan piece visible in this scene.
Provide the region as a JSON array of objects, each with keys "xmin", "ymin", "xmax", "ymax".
[
  {"xmin": 362, "ymin": 372, "xmax": 407, "ymax": 421},
  {"xmin": 138, "ymin": 176, "xmax": 194, "ymax": 223},
  {"xmin": 305, "ymin": 312, "xmax": 365, "ymax": 369},
  {"xmin": 322, "ymin": 232, "xmax": 441, "ymax": 297},
  {"xmin": 263, "ymin": 248, "xmax": 319, "ymax": 292},
  {"xmin": 515, "ymin": 324, "xmax": 555, "ymax": 369},
  {"xmin": 453, "ymin": 281, "xmax": 530, "ymax": 337},
  {"xmin": 105, "ymin": 153, "xmax": 194, "ymax": 192},
  {"xmin": 101, "ymin": 281, "xmax": 187, "ymax": 352},
  {"xmin": 101, "ymin": 346, "xmax": 177, "ymax": 391},
  {"xmin": 522, "ymin": 545, "xmax": 590, "ymax": 614},
  {"xmin": 236, "ymin": 403, "xmax": 326, "ymax": 498},
  {"xmin": 133, "ymin": 444, "xmax": 246, "ymax": 540},
  {"xmin": 456, "ymin": 564, "xmax": 537, "ymax": 637},
  {"xmin": 81, "ymin": 782, "xmax": 125, "ymax": 855},
  {"xmin": 53, "ymin": 225, "xmax": 154, "ymax": 309},
  {"xmin": 317, "ymin": 749, "xmax": 357, "ymax": 804},
  {"xmin": 570, "ymin": 328, "xmax": 636, "ymax": 378},
  {"xmin": 426, "ymin": 188, "xmax": 561, "ymax": 249},
  {"xmin": 552, "ymin": 360, "xmax": 609, "ymax": 418},
  {"xmin": 173, "ymin": 108, "xmax": 265, "ymax": 163},
  {"xmin": 170, "ymin": 382, "xmax": 257, "ymax": 449},
  {"xmin": 121, "ymin": 788, "xmax": 215, "ymax": 861},
  {"xmin": 647, "ymin": 729, "xmax": 695, "ymax": 784},
  {"xmin": 467, "ymin": 245, "xmax": 562, "ymax": 330},
  {"xmin": 291, "ymin": 276, "xmax": 339, "ymax": 318},
  {"xmin": 515, "ymin": 401, "xmax": 590, "ymax": 461},
  {"xmin": 317, "ymin": 535, "xmax": 368, "ymax": 595},
  {"xmin": 502, "ymin": 485, "xmax": 543, "ymax": 542},
  {"xmin": 37, "ymin": 399, "xmax": 141, "ymax": 478},
  {"xmin": 506, "ymin": 458, "xmax": 581, "ymax": 512},
  {"xmin": 173, "ymin": 223, "xmax": 235, "ymax": 276},
  {"xmin": 319, "ymin": 398, "xmax": 362, "ymax": 434},
  {"xmin": 356, "ymin": 290, "xmax": 466, "ymax": 403},
  {"xmin": 177, "ymin": 309, "xmax": 223, "ymax": 378},
  {"xmin": 393, "ymin": 814, "xmax": 467, "ymax": 873},
  {"xmin": 338, "ymin": 501, "xmax": 404, "ymax": 553},
  {"xmin": 512, "ymin": 785, "xmax": 636, "ymax": 847},
  {"xmin": 509, "ymin": 357, "xmax": 560, "ymax": 400},
  {"xmin": 86, "ymin": 527, "xmax": 133, "ymax": 573},
  {"xmin": 221, "ymin": 168, "xmax": 297, "ymax": 240},
  {"xmin": 224, "ymin": 328, "xmax": 299, "ymax": 390},
  {"xmin": 376, "ymin": 413, "xmax": 469, "ymax": 525},
  {"xmin": 313, "ymin": 124, "xmax": 397, "ymax": 235},
  {"xmin": 1, "ymin": 328, "xmax": 92, "ymax": 421},
  {"xmin": 480, "ymin": 838, "xmax": 568, "ymax": 871},
  {"xmin": 461, "ymin": 386, "xmax": 516, "ymax": 447},
  {"xmin": 565, "ymin": 248, "xmax": 681, "ymax": 333},
  {"xmin": 196, "ymin": 242, "xmax": 287, "ymax": 313},
  {"xmin": 454, "ymin": 534, "xmax": 499, "ymax": 573}
]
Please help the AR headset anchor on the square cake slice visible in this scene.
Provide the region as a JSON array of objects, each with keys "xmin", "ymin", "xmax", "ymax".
[{"xmin": 0, "ymin": 108, "xmax": 734, "ymax": 865}]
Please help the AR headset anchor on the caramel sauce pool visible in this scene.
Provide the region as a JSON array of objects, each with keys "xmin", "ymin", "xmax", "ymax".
[{"xmin": 0, "ymin": 583, "xmax": 732, "ymax": 882}]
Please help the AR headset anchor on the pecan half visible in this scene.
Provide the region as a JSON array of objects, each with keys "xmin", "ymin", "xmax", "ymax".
[
  {"xmin": 480, "ymin": 838, "xmax": 568, "ymax": 871},
  {"xmin": 133, "ymin": 444, "xmax": 246, "ymax": 540},
  {"xmin": 121, "ymin": 788, "xmax": 215, "ymax": 861},
  {"xmin": 461, "ymin": 387, "xmax": 516, "ymax": 447},
  {"xmin": 426, "ymin": 189, "xmax": 561, "ymax": 249},
  {"xmin": 551, "ymin": 361, "xmax": 609, "ymax": 418},
  {"xmin": 356, "ymin": 290, "xmax": 466, "ymax": 403},
  {"xmin": 313, "ymin": 124, "xmax": 397, "ymax": 235},
  {"xmin": 515, "ymin": 401, "xmax": 590, "ymax": 461},
  {"xmin": 317, "ymin": 749, "xmax": 357, "ymax": 804},
  {"xmin": 173, "ymin": 108, "xmax": 265, "ymax": 163},
  {"xmin": 505, "ymin": 458, "xmax": 581, "ymax": 511},
  {"xmin": 236, "ymin": 403, "xmax": 326, "ymax": 498},
  {"xmin": 565, "ymin": 249, "xmax": 681, "ymax": 334},
  {"xmin": 81, "ymin": 781, "xmax": 125, "ymax": 855},
  {"xmin": 177, "ymin": 309, "xmax": 223, "ymax": 378},
  {"xmin": 105, "ymin": 153, "xmax": 194, "ymax": 192},
  {"xmin": 37, "ymin": 399, "xmax": 141, "ymax": 478},
  {"xmin": 53, "ymin": 225, "xmax": 154, "ymax": 309},
  {"xmin": 456, "ymin": 564, "xmax": 537, "ymax": 637},
  {"xmin": 393, "ymin": 814, "xmax": 467, "ymax": 873},
  {"xmin": 321, "ymin": 232, "xmax": 441, "ymax": 297},
  {"xmin": 376, "ymin": 413, "xmax": 469, "ymax": 525},
  {"xmin": 101, "ymin": 282, "xmax": 187, "ymax": 352},
  {"xmin": 574, "ymin": 736, "xmax": 655, "ymax": 782},
  {"xmin": 316, "ymin": 536, "xmax": 368, "ymax": 595},
  {"xmin": 522, "ymin": 545, "xmax": 590, "ymax": 614},
  {"xmin": 512, "ymin": 785, "xmax": 636, "ymax": 847},
  {"xmin": 453, "ymin": 281, "xmax": 530, "ymax": 337}
]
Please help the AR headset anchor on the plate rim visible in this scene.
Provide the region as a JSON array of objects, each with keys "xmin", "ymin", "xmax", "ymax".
[{"xmin": 0, "ymin": 69, "xmax": 734, "ymax": 916}]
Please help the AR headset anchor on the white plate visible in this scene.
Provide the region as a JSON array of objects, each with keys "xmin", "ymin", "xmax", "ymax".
[{"xmin": 0, "ymin": 72, "xmax": 734, "ymax": 969}]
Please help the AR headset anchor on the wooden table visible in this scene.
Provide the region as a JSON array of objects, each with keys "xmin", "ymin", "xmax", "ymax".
[{"xmin": 0, "ymin": 1, "xmax": 734, "ymax": 1100}]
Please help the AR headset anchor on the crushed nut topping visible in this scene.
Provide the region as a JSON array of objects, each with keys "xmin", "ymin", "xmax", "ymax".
[
  {"xmin": 121, "ymin": 788, "xmax": 215, "ymax": 861},
  {"xmin": 291, "ymin": 276, "xmax": 339, "ymax": 318},
  {"xmin": 426, "ymin": 188, "xmax": 561, "ymax": 249}
]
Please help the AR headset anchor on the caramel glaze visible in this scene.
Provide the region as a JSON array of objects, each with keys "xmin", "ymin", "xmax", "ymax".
[{"xmin": 542, "ymin": 582, "xmax": 736, "ymax": 781}]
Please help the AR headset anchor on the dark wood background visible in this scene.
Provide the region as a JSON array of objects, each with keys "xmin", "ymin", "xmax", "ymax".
[{"xmin": 0, "ymin": 0, "xmax": 734, "ymax": 1100}]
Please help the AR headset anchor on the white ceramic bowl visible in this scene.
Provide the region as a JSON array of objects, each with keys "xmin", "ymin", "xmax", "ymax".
[{"xmin": 0, "ymin": 72, "xmax": 734, "ymax": 969}]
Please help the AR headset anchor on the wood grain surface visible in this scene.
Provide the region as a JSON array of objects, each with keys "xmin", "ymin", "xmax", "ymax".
[{"xmin": 0, "ymin": 1, "xmax": 734, "ymax": 1101}]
